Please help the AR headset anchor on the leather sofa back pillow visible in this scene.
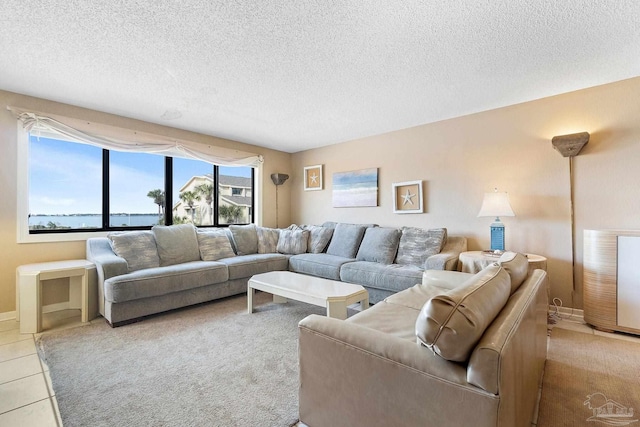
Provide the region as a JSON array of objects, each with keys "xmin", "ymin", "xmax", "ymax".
[{"xmin": 415, "ymin": 264, "xmax": 511, "ymax": 362}]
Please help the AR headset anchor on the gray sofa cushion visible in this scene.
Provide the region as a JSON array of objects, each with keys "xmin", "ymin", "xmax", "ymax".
[
  {"xmin": 396, "ymin": 227, "xmax": 447, "ymax": 267},
  {"xmin": 196, "ymin": 228, "xmax": 236, "ymax": 261},
  {"xmin": 415, "ymin": 264, "xmax": 511, "ymax": 362},
  {"xmin": 304, "ymin": 225, "xmax": 334, "ymax": 254},
  {"xmin": 356, "ymin": 227, "xmax": 401, "ymax": 264},
  {"xmin": 229, "ymin": 224, "xmax": 258, "ymax": 255},
  {"xmin": 104, "ymin": 261, "xmax": 229, "ymax": 303},
  {"xmin": 277, "ymin": 229, "xmax": 310, "ymax": 255},
  {"xmin": 219, "ymin": 253, "xmax": 289, "ymax": 280},
  {"xmin": 340, "ymin": 261, "xmax": 423, "ymax": 293},
  {"xmin": 152, "ymin": 224, "xmax": 200, "ymax": 266},
  {"xmin": 289, "ymin": 253, "xmax": 355, "ymax": 281},
  {"xmin": 326, "ymin": 223, "xmax": 367, "ymax": 258},
  {"xmin": 107, "ymin": 231, "xmax": 160, "ymax": 273},
  {"xmin": 256, "ymin": 227, "xmax": 280, "ymax": 254}
]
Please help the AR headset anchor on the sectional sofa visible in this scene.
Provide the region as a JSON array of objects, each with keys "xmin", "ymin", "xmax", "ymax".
[
  {"xmin": 86, "ymin": 222, "xmax": 467, "ymax": 326},
  {"xmin": 298, "ymin": 252, "xmax": 549, "ymax": 427}
]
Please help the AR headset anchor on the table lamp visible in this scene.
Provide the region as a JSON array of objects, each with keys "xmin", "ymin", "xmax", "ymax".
[{"xmin": 477, "ymin": 188, "xmax": 515, "ymax": 252}]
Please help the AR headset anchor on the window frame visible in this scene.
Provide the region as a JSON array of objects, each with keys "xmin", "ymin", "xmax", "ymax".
[{"xmin": 17, "ymin": 126, "xmax": 259, "ymax": 243}]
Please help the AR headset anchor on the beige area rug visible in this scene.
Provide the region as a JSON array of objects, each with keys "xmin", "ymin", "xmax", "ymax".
[
  {"xmin": 537, "ymin": 328, "xmax": 640, "ymax": 427},
  {"xmin": 37, "ymin": 292, "xmax": 332, "ymax": 427}
]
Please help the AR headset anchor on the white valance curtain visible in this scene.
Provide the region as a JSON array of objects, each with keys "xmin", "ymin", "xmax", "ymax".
[{"xmin": 9, "ymin": 107, "xmax": 264, "ymax": 168}]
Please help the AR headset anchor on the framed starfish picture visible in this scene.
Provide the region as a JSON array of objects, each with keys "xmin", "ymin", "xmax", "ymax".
[
  {"xmin": 304, "ymin": 165, "xmax": 323, "ymax": 191},
  {"xmin": 392, "ymin": 180, "xmax": 423, "ymax": 214}
]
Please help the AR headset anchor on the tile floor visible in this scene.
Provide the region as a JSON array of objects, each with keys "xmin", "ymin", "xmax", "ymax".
[{"xmin": 1, "ymin": 309, "xmax": 639, "ymax": 427}]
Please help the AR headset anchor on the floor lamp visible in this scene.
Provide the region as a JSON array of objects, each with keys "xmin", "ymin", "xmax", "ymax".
[
  {"xmin": 551, "ymin": 131, "xmax": 590, "ymax": 309},
  {"xmin": 271, "ymin": 173, "xmax": 289, "ymax": 228}
]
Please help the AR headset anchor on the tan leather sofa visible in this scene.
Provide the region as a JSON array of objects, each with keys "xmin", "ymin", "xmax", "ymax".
[{"xmin": 298, "ymin": 252, "xmax": 548, "ymax": 427}]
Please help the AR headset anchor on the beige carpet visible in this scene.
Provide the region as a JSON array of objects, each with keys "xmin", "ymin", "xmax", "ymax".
[
  {"xmin": 37, "ymin": 292, "xmax": 333, "ymax": 427},
  {"xmin": 537, "ymin": 328, "xmax": 640, "ymax": 427}
]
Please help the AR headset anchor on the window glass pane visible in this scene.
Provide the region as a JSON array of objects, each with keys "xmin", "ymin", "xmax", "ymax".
[
  {"xmin": 109, "ymin": 151, "xmax": 165, "ymax": 227},
  {"xmin": 28, "ymin": 135, "xmax": 102, "ymax": 230},
  {"xmin": 173, "ymin": 158, "xmax": 215, "ymax": 226},
  {"xmin": 219, "ymin": 166, "xmax": 253, "ymax": 224}
]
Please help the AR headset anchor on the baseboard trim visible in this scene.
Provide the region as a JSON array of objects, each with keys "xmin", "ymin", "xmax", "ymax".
[
  {"xmin": 43, "ymin": 302, "xmax": 71, "ymax": 314},
  {"xmin": 0, "ymin": 311, "xmax": 17, "ymax": 321},
  {"xmin": 548, "ymin": 305, "xmax": 584, "ymax": 322}
]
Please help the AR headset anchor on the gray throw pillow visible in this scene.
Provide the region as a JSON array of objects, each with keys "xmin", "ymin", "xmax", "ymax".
[
  {"xmin": 326, "ymin": 223, "xmax": 368, "ymax": 259},
  {"xmin": 356, "ymin": 227, "xmax": 402, "ymax": 264},
  {"xmin": 304, "ymin": 225, "xmax": 334, "ymax": 254},
  {"xmin": 229, "ymin": 224, "xmax": 258, "ymax": 255},
  {"xmin": 396, "ymin": 227, "xmax": 448, "ymax": 267},
  {"xmin": 152, "ymin": 224, "xmax": 201, "ymax": 266},
  {"xmin": 197, "ymin": 229, "xmax": 236, "ymax": 261},
  {"xmin": 107, "ymin": 231, "xmax": 160, "ymax": 272},
  {"xmin": 277, "ymin": 229, "xmax": 310, "ymax": 255},
  {"xmin": 256, "ymin": 227, "xmax": 280, "ymax": 254}
]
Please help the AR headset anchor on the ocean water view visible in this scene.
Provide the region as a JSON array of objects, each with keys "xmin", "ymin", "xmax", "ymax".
[{"xmin": 29, "ymin": 214, "xmax": 160, "ymax": 229}]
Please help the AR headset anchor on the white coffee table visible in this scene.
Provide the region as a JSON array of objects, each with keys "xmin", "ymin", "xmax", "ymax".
[{"xmin": 248, "ymin": 271, "xmax": 369, "ymax": 320}]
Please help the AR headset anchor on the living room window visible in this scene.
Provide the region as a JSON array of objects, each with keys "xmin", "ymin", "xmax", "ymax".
[{"xmin": 23, "ymin": 133, "xmax": 255, "ymax": 236}]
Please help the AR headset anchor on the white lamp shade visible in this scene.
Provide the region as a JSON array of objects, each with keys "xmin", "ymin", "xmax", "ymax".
[{"xmin": 477, "ymin": 192, "xmax": 515, "ymax": 217}]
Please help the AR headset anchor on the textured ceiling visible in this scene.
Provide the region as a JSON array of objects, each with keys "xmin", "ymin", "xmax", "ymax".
[{"xmin": 1, "ymin": 1, "xmax": 639, "ymax": 153}]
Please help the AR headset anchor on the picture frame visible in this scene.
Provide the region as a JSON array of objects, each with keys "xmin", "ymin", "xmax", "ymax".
[
  {"xmin": 332, "ymin": 168, "xmax": 378, "ymax": 207},
  {"xmin": 392, "ymin": 180, "xmax": 423, "ymax": 214},
  {"xmin": 303, "ymin": 164, "xmax": 323, "ymax": 191}
]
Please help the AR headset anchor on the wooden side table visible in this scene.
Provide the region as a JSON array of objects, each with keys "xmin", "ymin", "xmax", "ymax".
[
  {"xmin": 16, "ymin": 260, "xmax": 97, "ymax": 334},
  {"xmin": 458, "ymin": 251, "xmax": 547, "ymax": 275}
]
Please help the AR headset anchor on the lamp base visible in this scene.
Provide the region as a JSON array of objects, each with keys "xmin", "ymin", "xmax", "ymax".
[{"xmin": 490, "ymin": 222, "xmax": 505, "ymax": 251}]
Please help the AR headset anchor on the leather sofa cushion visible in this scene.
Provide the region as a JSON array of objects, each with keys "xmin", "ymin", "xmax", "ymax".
[
  {"xmin": 356, "ymin": 227, "xmax": 401, "ymax": 264},
  {"xmin": 415, "ymin": 264, "xmax": 511, "ymax": 362},
  {"xmin": 497, "ymin": 251, "xmax": 529, "ymax": 294}
]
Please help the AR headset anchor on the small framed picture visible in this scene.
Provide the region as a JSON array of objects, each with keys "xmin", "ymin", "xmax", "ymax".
[
  {"xmin": 304, "ymin": 165, "xmax": 323, "ymax": 191},
  {"xmin": 392, "ymin": 180, "xmax": 423, "ymax": 214}
]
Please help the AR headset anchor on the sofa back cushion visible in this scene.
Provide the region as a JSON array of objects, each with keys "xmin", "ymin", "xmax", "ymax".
[
  {"xmin": 107, "ymin": 230, "xmax": 160, "ymax": 273},
  {"xmin": 356, "ymin": 227, "xmax": 401, "ymax": 264},
  {"xmin": 304, "ymin": 225, "xmax": 334, "ymax": 253},
  {"xmin": 497, "ymin": 251, "xmax": 529, "ymax": 294},
  {"xmin": 196, "ymin": 228, "xmax": 236, "ymax": 261},
  {"xmin": 152, "ymin": 224, "xmax": 201, "ymax": 266},
  {"xmin": 396, "ymin": 227, "xmax": 447, "ymax": 267},
  {"xmin": 277, "ymin": 229, "xmax": 310, "ymax": 255},
  {"xmin": 229, "ymin": 224, "xmax": 258, "ymax": 255},
  {"xmin": 415, "ymin": 264, "xmax": 511, "ymax": 362},
  {"xmin": 325, "ymin": 223, "xmax": 367, "ymax": 259},
  {"xmin": 256, "ymin": 227, "xmax": 280, "ymax": 254}
]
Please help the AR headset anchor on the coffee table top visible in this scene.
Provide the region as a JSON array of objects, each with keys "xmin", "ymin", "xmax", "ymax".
[{"xmin": 249, "ymin": 271, "xmax": 366, "ymax": 300}]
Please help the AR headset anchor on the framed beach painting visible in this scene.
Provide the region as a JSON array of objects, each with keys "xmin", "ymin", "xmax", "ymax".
[
  {"xmin": 304, "ymin": 165, "xmax": 323, "ymax": 191},
  {"xmin": 392, "ymin": 180, "xmax": 423, "ymax": 214},
  {"xmin": 332, "ymin": 168, "xmax": 378, "ymax": 207}
]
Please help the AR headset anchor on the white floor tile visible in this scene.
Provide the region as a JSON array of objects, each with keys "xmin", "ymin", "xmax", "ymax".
[
  {"xmin": 43, "ymin": 370, "xmax": 54, "ymax": 397},
  {"xmin": 0, "ymin": 329, "xmax": 32, "ymax": 346},
  {"xmin": 0, "ymin": 398, "xmax": 58, "ymax": 427},
  {"xmin": 52, "ymin": 396, "xmax": 62, "ymax": 425},
  {"xmin": 0, "ymin": 320, "xmax": 20, "ymax": 333},
  {"xmin": 0, "ymin": 374, "xmax": 50, "ymax": 414},
  {"xmin": 0, "ymin": 339, "xmax": 36, "ymax": 363},
  {"xmin": 0, "ymin": 354, "xmax": 43, "ymax": 385}
]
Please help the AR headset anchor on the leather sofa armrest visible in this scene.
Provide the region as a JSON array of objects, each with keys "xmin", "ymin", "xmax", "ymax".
[
  {"xmin": 425, "ymin": 236, "xmax": 468, "ymax": 270},
  {"xmin": 298, "ymin": 314, "xmax": 499, "ymax": 427}
]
